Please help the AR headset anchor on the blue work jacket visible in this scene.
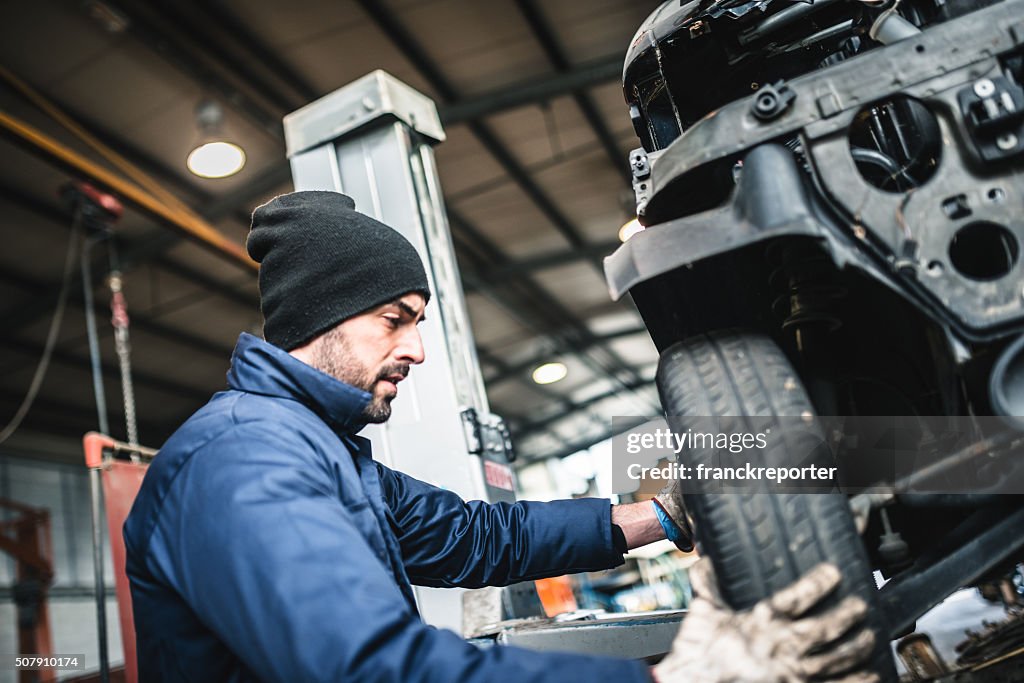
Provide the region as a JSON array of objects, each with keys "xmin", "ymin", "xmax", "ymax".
[{"xmin": 124, "ymin": 333, "xmax": 650, "ymax": 682}]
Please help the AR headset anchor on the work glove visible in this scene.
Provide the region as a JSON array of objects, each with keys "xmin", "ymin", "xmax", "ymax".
[
  {"xmin": 652, "ymin": 561, "xmax": 879, "ymax": 683},
  {"xmin": 652, "ymin": 480, "xmax": 695, "ymax": 552}
]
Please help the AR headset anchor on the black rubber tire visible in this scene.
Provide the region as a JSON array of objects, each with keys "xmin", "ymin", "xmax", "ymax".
[{"xmin": 656, "ymin": 330, "xmax": 897, "ymax": 681}]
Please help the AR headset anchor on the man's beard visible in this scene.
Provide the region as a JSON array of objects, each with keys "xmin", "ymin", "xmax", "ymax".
[{"xmin": 310, "ymin": 327, "xmax": 405, "ymax": 424}]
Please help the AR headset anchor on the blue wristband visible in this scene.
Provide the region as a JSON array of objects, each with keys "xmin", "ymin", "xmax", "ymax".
[{"xmin": 652, "ymin": 500, "xmax": 683, "ymax": 545}]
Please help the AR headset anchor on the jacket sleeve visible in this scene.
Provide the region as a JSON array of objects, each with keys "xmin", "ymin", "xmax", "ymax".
[
  {"xmin": 142, "ymin": 426, "xmax": 649, "ymax": 683},
  {"xmin": 376, "ymin": 463, "xmax": 625, "ymax": 588}
]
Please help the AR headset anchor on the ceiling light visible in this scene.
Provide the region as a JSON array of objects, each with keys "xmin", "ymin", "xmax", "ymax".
[
  {"xmin": 532, "ymin": 362, "xmax": 568, "ymax": 385},
  {"xmin": 187, "ymin": 99, "xmax": 246, "ymax": 179},
  {"xmin": 619, "ymin": 217, "xmax": 644, "ymax": 242},
  {"xmin": 187, "ymin": 142, "xmax": 246, "ymax": 178}
]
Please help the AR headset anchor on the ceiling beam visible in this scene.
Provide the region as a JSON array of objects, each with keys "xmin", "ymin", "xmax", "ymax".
[
  {"xmin": 439, "ymin": 54, "xmax": 622, "ymax": 125},
  {"xmin": 513, "ymin": 0, "xmax": 630, "ymax": 183}
]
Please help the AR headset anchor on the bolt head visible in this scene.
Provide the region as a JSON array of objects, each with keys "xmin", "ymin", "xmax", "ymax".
[
  {"xmin": 996, "ymin": 132, "xmax": 1019, "ymax": 151},
  {"xmin": 974, "ymin": 78, "xmax": 996, "ymax": 98}
]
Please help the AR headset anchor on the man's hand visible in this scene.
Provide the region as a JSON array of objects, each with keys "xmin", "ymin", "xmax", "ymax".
[
  {"xmin": 652, "ymin": 480, "xmax": 694, "ymax": 552},
  {"xmin": 653, "ymin": 561, "xmax": 879, "ymax": 683}
]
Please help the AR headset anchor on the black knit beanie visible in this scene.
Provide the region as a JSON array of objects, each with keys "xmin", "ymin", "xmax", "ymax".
[{"xmin": 247, "ymin": 191, "xmax": 431, "ymax": 350}]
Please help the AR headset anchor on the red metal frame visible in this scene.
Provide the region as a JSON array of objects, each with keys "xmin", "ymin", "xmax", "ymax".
[
  {"xmin": 0, "ymin": 498, "xmax": 55, "ymax": 683},
  {"xmin": 82, "ymin": 432, "xmax": 156, "ymax": 683}
]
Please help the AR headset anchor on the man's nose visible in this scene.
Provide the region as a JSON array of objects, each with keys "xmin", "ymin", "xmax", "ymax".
[{"xmin": 397, "ymin": 327, "xmax": 425, "ymax": 365}]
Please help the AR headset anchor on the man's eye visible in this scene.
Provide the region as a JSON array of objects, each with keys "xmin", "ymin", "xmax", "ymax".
[{"xmin": 384, "ymin": 316, "xmax": 400, "ymax": 328}]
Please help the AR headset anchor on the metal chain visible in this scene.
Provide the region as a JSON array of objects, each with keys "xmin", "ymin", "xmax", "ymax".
[{"xmin": 108, "ymin": 272, "xmax": 139, "ymax": 449}]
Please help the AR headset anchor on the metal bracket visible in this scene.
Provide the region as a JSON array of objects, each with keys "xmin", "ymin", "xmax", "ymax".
[
  {"xmin": 629, "ymin": 147, "xmax": 652, "ymax": 215},
  {"xmin": 956, "ymin": 75, "xmax": 1024, "ymax": 162},
  {"xmin": 751, "ymin": 80, "xmax": 796, "ymax": 122},
  {"xmin": 460, "ymin": 408, "xmax": 515, "ymax": 463},
  {"xmin": 630, "ymin": 148, "xmax": 651, "ymax": 180}
]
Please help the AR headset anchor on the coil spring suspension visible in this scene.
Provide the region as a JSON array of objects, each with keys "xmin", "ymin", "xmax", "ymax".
[{"xmin": 768, "ymin": 241, "xmax": 846, "ymax": 349}]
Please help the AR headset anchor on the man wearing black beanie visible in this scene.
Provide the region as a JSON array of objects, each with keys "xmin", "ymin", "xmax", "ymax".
[{"xmin": 124, "ymin": 191, "xmax": 877, "ymax": 683}]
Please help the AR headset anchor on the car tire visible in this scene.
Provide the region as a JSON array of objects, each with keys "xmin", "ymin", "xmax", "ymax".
[{"xmin": 656, "ymin": 330, "xmax": 897, "ymax": 681}]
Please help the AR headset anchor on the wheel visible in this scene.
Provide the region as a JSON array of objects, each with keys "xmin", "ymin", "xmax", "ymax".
[{"xmin": 656, "ymin": 330, "xmax": 897, "ymax": 681}]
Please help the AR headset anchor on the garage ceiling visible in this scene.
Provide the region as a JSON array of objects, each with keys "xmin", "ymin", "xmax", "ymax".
[{"xmin": 0, "ymin": 0, "xmax": 664, "ymax": 465}]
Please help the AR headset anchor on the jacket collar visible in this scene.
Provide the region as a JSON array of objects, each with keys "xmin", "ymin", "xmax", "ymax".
[{"xmin": 227, "ymin": 333, "xmax": 371, "ymax": 434}]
